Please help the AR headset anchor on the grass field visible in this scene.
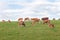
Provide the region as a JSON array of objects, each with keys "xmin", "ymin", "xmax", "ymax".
[{"xmin": 0, "ymin": 20, "xmax": 60, "ymax": 40}]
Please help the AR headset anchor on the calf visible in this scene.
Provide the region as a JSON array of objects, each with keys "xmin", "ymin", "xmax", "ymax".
[{"xmin": 48, "ymin": 23, "xmax": 54, "ymax": 28}]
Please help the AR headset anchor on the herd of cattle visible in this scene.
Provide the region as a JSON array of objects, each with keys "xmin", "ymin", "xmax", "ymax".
[{"xmin": 1, "ymin": 17, "xmax": 55, "ymax": 28}]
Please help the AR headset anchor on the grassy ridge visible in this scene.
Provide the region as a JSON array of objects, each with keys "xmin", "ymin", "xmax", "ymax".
[{"xmin": 0, "ymin": 20, "xmax": 60, "ymax": 40}]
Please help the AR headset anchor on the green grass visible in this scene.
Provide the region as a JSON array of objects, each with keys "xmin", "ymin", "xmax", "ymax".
[{"xmin": 0, "ymin": 20, "xmax": 60, "ymax": 40}]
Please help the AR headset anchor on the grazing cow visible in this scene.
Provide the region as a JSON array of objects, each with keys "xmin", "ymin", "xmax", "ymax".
[
  {"xmin": 48, "ymin": 23, "xmax": 54, "ymax": 28},
  {"xmin": 58, "ymin": 18, "xmax": 60, "ymax": 20},
  {"xmin": 42, "ymin": 20, "xmax": 50, "ymax": 24},
  {"xmin": 53, "ymin": 18, "xmax": 55, "ymax": 20},
  {"xmin": 2, "ymin": 20, "xmax": 5, "ymax": 22},
  {"xmin": 8, "ymin": 20, "xmax": 11, "ymax": 23},
  {"xmin": 42, "ymin": 17, "xmax": 50, "ymax": 24},
  {"xmin": 31, "ymin": 18, "xmax": 40, "ymax": 25},
  {"xmin": 18, "ymin": 18, "xmax": 25, "ymax": 27}
]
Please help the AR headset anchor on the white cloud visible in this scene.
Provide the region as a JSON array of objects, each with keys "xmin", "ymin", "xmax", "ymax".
[
  {"xmin": 55, "ymin": 0, "xmax": 60, "ymax": 2},
  {"xmin": 39, "ymin": 11, "xmax": 50, "ymax": 18},
  {"xmin": 0, "ymin": 2, "xmax": 7, "ymax": 9},
  {"xmin": 0, "ymin": 0, "xmax": 60, "ymax": 20},
  {"xmin": 0, "ymin": 2, "xmax": 5, "ymax": 6},
  {"xmin": 3, "ymin": 9, "xmax": 24, "ymax": 13},
  {"xmin": 57, "ymin": 13, "xmax": 60, "ymax": 15}
]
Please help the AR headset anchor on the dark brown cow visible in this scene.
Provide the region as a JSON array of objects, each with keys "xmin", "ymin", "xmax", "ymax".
[
  {"xmin": 42, "ymin": 17, "xmax": 48, "ymax": 20},
  {"xmin": 31, "ymin": 18, "xmax": 40, "ymax": 25},
  {"xmin": 42, "ymin": 17, "xmax": 50, "ymax": 24}
]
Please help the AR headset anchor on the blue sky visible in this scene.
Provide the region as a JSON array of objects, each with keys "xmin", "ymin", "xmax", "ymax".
[{"xmin": 0, "ymin": 0, "xmax": 60, "ymax": 21}]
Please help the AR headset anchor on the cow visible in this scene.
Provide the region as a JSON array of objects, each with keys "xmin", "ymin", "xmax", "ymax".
[
  {"xmin": 2, "ymin": 20, "xmax": 5, "ymax": 23},
  {"xmin": 41, "ymin": 17, "xmax": 50, "ymax": 24},
  {"xmin": 18, "ymin": 18, "xmax": 25, "ymax": 27},
  {"xmin": 48, "ymin": 23, "xmax": 54, "ymax": 28},
  {"xmin": 53, "ymin": 18, "xmax": 55, "ymax": 20},
  {"xmin": 8, "ymin": 20, "xmax": 11, "ymax": 23},
  {"xmin": 58, "ymin": 18, "xmax": 60, "ymax": 20},
  {"xmin": 42, "ymin": 20, "xmax": 50, "ymax": 24},
  {"xmin": 31, "ymin": 18, "xmax": 40, "ymax": 26}
]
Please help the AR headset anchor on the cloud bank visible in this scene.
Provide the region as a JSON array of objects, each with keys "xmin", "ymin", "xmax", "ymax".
[{"xmin": 0, "ymin": 0, "xmax": 60, "ymax": 20}]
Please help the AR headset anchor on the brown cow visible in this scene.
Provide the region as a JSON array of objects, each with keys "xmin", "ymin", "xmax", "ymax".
[
  {"xmin": 42, "ymin": 20, "xmax": 50, "ymax": 24},
  {"xmin": 42, "ymin": 17, "xmax": 50, "ymax": 24},
  {"xmin": 2, "ymin": 20, "xmax": 5, "ymax": 23},
  {"xmin": 8, "ymin": 20, "xmax": 11, "ymax": 23},
  {"xmin": 48, "ymin": 23, "xmax": 54, "ymax": 28},
  {"xmin": 18, "ymin": 18, "xmax": 25, "ymax": 27},
  {"xmin": 31, "ymin": 18, "xmax": 40, "ymax": 25}
]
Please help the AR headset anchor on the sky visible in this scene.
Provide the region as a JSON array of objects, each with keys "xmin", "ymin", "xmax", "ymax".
[{"xmin": 0, "ymin": 0, "xmax": 60, "ymax": 21}]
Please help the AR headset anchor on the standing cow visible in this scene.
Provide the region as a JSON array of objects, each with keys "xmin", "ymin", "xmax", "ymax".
[
  {"xmin": 31, "ymin": 18, "xmax": 40, "ymax": 26},
  {"xmin": 42, "ymin": 17, "xmax": 55, "ymax": 28},
  {"xmin": 41, "ymin": 17, "xmax": 50, "ymax": 24}
]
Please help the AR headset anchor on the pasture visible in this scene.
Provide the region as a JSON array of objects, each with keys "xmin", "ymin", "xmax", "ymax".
[{"xmin": 0, "ymin": 20, "xmax": 60, "ymax": 40}]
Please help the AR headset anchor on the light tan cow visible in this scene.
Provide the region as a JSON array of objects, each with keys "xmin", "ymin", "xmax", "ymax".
[
  {"xmin": 31, "ymin": 18, "xmax": 40, "ymax": 26},
  {"xmin": 48, "ymin": 23, "xmax": 54, "ymax": 28}
]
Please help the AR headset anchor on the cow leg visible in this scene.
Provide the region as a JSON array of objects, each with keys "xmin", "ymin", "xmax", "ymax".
[{"xmin": 22, "ymin": 23, "xmax": 25, "ymax": 27}]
